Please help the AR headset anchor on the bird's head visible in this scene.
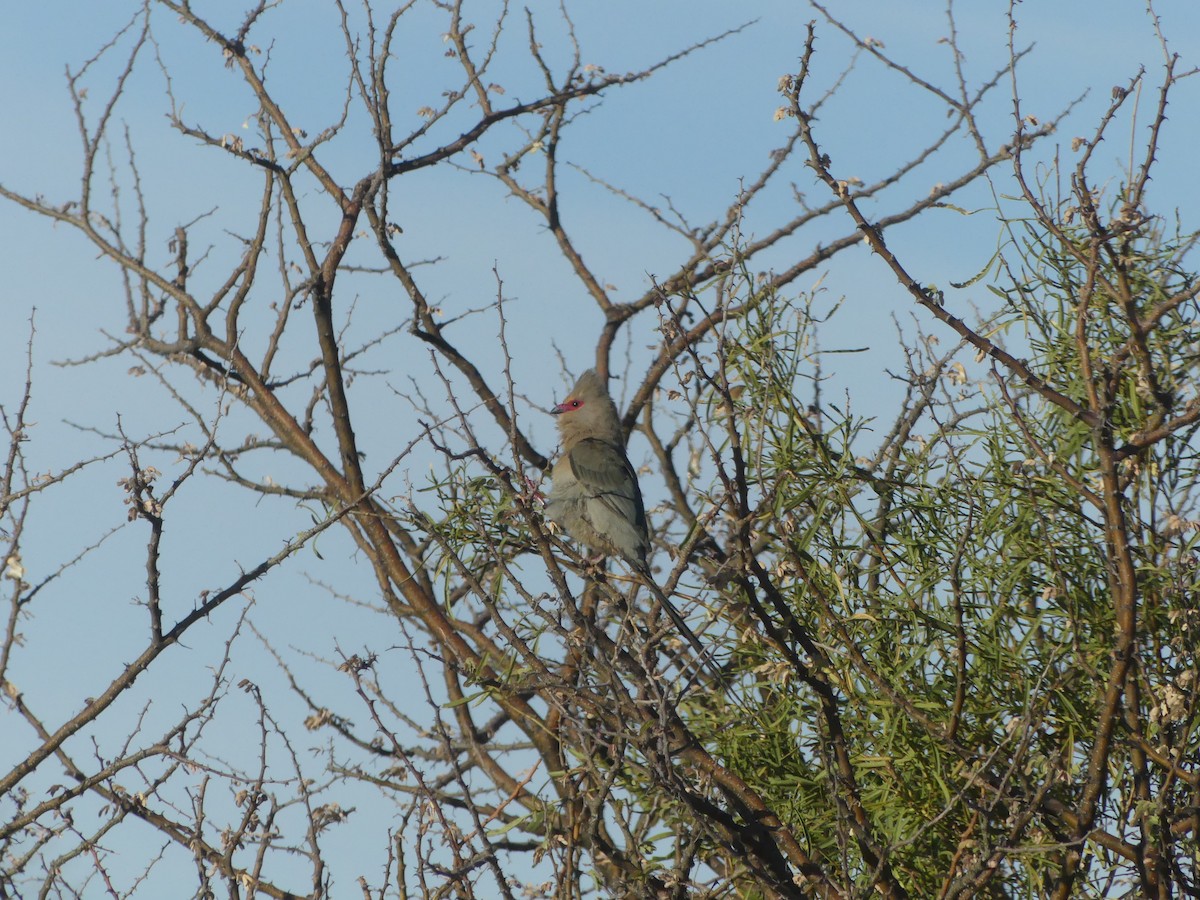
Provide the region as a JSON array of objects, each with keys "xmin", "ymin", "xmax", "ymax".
[{"xmin": 550, "ymin": 369, "xmax": 623, "ymax": 445}]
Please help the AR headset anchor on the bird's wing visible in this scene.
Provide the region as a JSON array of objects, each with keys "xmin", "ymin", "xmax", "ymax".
[{"xmin": 566, "ymin": 438, "xmax": 647, "ymax": 538}]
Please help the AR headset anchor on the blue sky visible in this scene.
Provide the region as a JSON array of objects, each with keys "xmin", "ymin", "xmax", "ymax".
[{"xmin": 2, "ymin": 1, "xmax": 1199, "ymax": 894}]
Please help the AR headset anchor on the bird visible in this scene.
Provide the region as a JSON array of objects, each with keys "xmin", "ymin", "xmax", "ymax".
[
  {"xmin": 546, "ymin": 369, "xmax": 712, "ymax": 661},
  {"xmin": 546, "ymin": 369, "xmax": 649, "ymax": 566}
]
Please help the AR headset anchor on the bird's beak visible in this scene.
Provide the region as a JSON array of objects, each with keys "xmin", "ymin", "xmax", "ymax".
[{"xmin": 550, "ymin": 402, "xmax": 566, "ymax": 415}]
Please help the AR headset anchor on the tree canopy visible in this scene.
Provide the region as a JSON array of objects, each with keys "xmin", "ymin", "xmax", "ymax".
[{"xmin": 2, "ymin": 2, "xmax": 1199, "ymax": 897}]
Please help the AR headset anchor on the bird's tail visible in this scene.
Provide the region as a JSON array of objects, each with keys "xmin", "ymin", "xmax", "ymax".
[{"xmin": 628, "ymin": 559, "xmax": 740, "ymax": 706}]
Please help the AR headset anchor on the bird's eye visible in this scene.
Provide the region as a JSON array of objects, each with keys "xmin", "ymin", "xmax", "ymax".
[{"xmin": 570, "ymin": 400, "xmax": 582, "ymax": 408}]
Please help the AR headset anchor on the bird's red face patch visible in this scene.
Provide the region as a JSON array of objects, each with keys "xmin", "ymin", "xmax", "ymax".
[{"xmin": 552, "ymin": 398, "xmax": 584, "ymax": 415}]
